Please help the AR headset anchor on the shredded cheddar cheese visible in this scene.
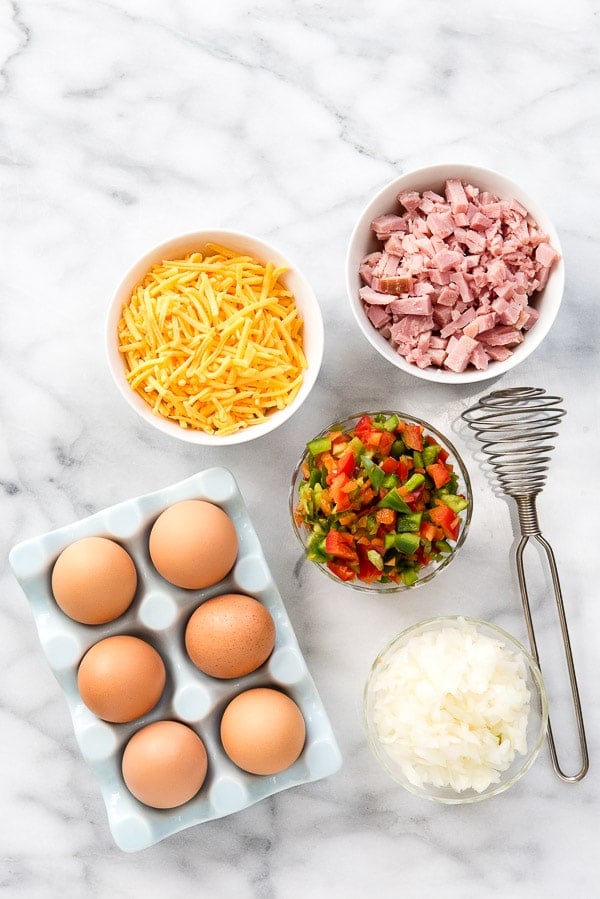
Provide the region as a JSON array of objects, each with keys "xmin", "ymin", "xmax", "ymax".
[{"xmin": 117, "ymin": 244, "xmax": 307, "ymax": 436}]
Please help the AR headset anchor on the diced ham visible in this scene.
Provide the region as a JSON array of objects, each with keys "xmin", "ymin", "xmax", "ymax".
[
  {"xmin": 437, "ymin": 285, "xmax": 460, "ymax": 306},
  {"xmin": 463, "ymin": 311, "xmax": 496, "ymax": 338},
  {"xmin": 439, "ymin": 306, "xmax": 476, "ymax": 339},
  {"xmin": 445, "ymin": 179, "xmax": 469, "ymax": 215},
  {"xmin": 397, "ymin": 190, "xmax": 421, "ymax": 213},
  {"xmin": 469, "ymin": 210, "xmax": 494, "ymax": 231},
  {"xmin": 371, "ymin": 274, "xmax": 413, "ymax": 295},
  {"xmin": 366, "ymin": 305, "xmax": 391, "ymax": 329},
  {"xmin": 371, "ymin": 214, "xmax": 407, "ymax": 239},
  {"xmin": 389, "ymin": 296, "xmax": 433, "ymax": 315},
  {"xmin": 429, "ymin": 348, "xmax": 447, "ymax": 366},
  {"xmin": 444, "ymin": 335, "xmax": 479, "ymax": 372},
  {"xmin": 360, "ymin": 177, "xmax": 560, "ymax": 373},
  {"xmin": 372, "ymin": 252, "xmax": 401, "ymax": 279},
  {"xmin": 484, "ymin": 345, "xmax": 512, "ymax": 362},
  {"xmin": 433, "ymin": 248, "xmax": 464, "ymax": 272},
  {"xmin": 384, "ymin": 233, "xmax": 405, "ymax": 256},
  {"xmin": 359, "ymin": 286, "xmax": 392, "ymax": 305},
  {"xmin": 390, "ymin": 314, "xmax": 435, "ymax": 344},
  {"xmin": 427, "ymin": 211, "xmax": 455, "ymax": 239},
  {"xmin": 478, "ymin": 325, "xmax": 524, "ymax": 347},
  {"xmin": 470, "ymin": 342, "xmax": 490, "ymax": 370},
  {"xmin": 535, "ymin": 242, "xmax": 559, "ymax": 267}
]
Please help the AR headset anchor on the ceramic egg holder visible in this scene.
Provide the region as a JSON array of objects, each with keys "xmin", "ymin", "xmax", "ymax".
[{"xmin": 9, "ymin": 467, "xmax": 342, "ymax": 852}]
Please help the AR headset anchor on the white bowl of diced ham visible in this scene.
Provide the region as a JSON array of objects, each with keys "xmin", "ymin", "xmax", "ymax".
[{"xmin": 346, "ymin": 164, "xmax": 564, "ymax": 382}]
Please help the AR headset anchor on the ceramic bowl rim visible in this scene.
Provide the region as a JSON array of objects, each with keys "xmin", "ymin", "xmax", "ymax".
[
  {"xmin": 106, "ymin": 229, "xmax": 324, "ymax": 445},
  {"xmin": 345, "ymin": 162, "xmax": 565, "ymax": 384}
]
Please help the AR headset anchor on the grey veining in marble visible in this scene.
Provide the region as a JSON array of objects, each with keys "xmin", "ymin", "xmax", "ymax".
[{"xmin": 1, "ymin": 0, "xmax": 599, "ymax": 896}]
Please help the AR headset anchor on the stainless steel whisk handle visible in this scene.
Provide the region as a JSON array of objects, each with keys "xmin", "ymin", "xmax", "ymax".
[
  {"xmin": 515, "ymin": 497, "xmax": 589, "ymax": 782},
  {"xmin": 463, "ymin": 386, "xmax": 589, "ymax": 783}
]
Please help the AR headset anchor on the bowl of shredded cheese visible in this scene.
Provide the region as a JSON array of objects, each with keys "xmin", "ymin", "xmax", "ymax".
[
  {"xmin": 106, "ymin": 231, "xmax": 324, "ymax": 444},
  {"xmin": 363, "ymin": 616, "xmax": 548, "ymax": 803}
]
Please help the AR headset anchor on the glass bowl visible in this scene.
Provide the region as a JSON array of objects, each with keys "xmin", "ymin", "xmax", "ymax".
[
  {"xmin": 363, "ymin": 616, "xmax": 549, "ymax": 803},
  {"xmin": 289, "ymin": 412, "xmax": 472, "ymax": 593}
]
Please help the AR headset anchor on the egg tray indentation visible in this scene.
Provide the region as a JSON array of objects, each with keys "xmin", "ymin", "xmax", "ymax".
[{"xmin": 9, "ymin": 467, "xmax": 342, "ymax": 852}]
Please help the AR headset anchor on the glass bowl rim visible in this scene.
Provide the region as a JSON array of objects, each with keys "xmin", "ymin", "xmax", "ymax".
[
  {"xmin": 363, "ymin": 614, "xmax": 549, "ymax": 803},
  {"xmin": 288, "ymin": 411, "xmax": 473, "ymax": 593}
]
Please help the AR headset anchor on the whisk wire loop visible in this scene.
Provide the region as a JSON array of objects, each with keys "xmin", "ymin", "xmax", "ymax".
[{"xmin": 462, "ymin": 387, "xmax": 588, "ymax": 783}]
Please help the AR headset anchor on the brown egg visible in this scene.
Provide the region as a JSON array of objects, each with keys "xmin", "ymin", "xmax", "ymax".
[
  {"xmin": 149, "ymin": 500, "xmax": 238, "ymax": 589},
  {"xmin": 185, "ymin": 593, "xmax": 276, "ymax": 679},
  {"xmin": 77, "ymin": 635, "xmax": 166, "ymax": 723},
  {"xmin": 51, "ymin": 536, "xmax": 137, "ymax": 625},
  {"xmin": 220, "ymin": 687, "xmax": 306, "ymax": 775},
  {"xmin": 122, "ymin": 720, "xmax": 208, "ymax": 809}
]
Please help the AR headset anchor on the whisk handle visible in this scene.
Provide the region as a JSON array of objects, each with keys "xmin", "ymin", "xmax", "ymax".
[{"xmin": 515, "ymin": 533, "xmax": 589, "ymax": 782}]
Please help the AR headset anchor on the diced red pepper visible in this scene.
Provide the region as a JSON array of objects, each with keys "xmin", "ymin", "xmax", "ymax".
[
  {"xmin": 420, "ymin": 521, "xmax": 442, "ymax": 542},
  {"xmin": 375, "ymin": 508, "xmax": 396, "ymax": 526},
  {"xmin": 396, "ymin": 457, "xmax": 412, "ymax": 482},
  {"xmin": 401, "ymin": 423, "xmax": 424, "ymax": 451},
  {"xmin": 426, "ymin": 461, "xmax": 452, "ymax": 489},
  {"xmin": 327, "ymin": 560, "xmax": 355, "ymax": 581},
  {"xmin": 357, "ymin": 545, "xmax": 381, "ymax": 583},
  {"xmin": 328, "ymin": 472, "xmax": 349, "ymax": 504},
  {"xmin": 354, "ymin": 415, "xmax": 375, "ymax": 438},
  {"xmin": 325, "ymin": 530, "xmax": 358, "ymax": 561},
  {"xmin": 381, "ymin": 457, "xmax": 398, "ymax": 474},
  {"xmin": 428, "ymin": 502, "xmax": 460, "ymax": 540},
  {"xmin": 415, "ymin": 546, "xmax": 430, "ymax": 566},
  {"xmin": 336, "ymin": 449, "xmax": 356, "ymax": 478}
]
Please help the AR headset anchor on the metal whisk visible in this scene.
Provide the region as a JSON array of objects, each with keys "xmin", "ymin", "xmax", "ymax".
[{"xmin": 462, "ymin": 386, "xmax": 588, "ymax": 782}]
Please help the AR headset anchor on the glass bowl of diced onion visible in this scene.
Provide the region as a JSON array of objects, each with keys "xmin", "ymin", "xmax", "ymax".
[
  {"xmin": 363, "ymin": 616, "xmax": 548, "ymax": 803},
  {"xmin": 105, "ymin": 230, "xmax": 324, "ymax": 445},
  {"xmin": 289, "ymin": 411, "xmax": 473, "ymax": 593}
]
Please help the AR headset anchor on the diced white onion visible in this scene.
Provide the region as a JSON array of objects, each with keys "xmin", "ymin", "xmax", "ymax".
[{"xmin": 370, "ymin": 621, "xmax": 531, "ymax": 793}]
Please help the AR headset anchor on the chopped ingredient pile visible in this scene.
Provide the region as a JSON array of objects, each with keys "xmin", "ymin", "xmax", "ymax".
[
  {"xmin": 293, "ymin": 413, "xmax": 469, "ymax": 586},
  {"xmin": 118, "ymin": 245, "xmax": 306, "ymax": 436},
  {"xmin": 369, "ymin": 621, "xmax": 531, "ymax": 793}
]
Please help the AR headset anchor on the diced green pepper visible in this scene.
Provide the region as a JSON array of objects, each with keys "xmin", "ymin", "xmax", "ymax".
[
  {"xmin": 384, "ymin": 532, "xmax": 421, "ymax": 553},
  {"xmin": 422, "ymin": 444, "xmax": 441, "ymax": 466},
  {"xmin": 298, "ymin": 483, "xmax": 314, "ymax": 517},
  {"xmin": 307, "ymin": 437, "xmax": 331, "ymax": 456},
  {"xmin": 384, "ymin": 533, "xmax": 397, "ymax": 551},
  {"xmin": 309, "ymin": 468, "xmax": 322, "ymax": 489},
  {"xmin": 347, "ymin": 436, "xmax": 365, "ymax": 458},
  {"xmin": 393, "ymin": 532, "xmax": 420, "ymax": 554},
  {"xmin": 306, "ymin": 533, "xmax": 329, "ymax": 562},
  {"xmin": 377, "ymin": 488, "xmax": 411, "ymax": 513},
  {"xmin": 395, "ymin": 512, "xmax": 423, "ymax": 532},
  {"xmin": 367, "ymin": 549, "xmax": 384, "ymax": 570},
  {"xmin": 362, "ymin": 455, "xmax": 386, "ymax": 490},
  {"xmin": 401, "ymin": 567, "xmax": 419, "ymax": 586},
  {"xmin": 434, "ymin": 539, "xmax": 453, "ymax": 554},
  {"xmin": 438, "ymin": 493, "xmax": 469, "ymax": 513},
  {"xmin": 381, "ymin": 473, "xmax": 399, "ymax": 489},
  {"xmin": 412, "ymin": 450, "xmax": 424, "ymax": 469},
  {"xmin": 403, "ymin": 472, "xmax": 425, "ymax": 492},
  {"xmin": 391, "ymin": 439, "xmax": 406, "ymax": 458},
  {"xmin": 381, "ymin": 414, "xmax": 399, "ymax": 431},
  {"xmin": 366, "ymin": 513, "xmax": 378, "ymax": 534}
]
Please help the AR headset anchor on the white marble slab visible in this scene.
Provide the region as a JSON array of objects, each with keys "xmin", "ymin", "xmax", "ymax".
[{"xmin": 1, "ymin": 0, "xmax": 598, "ymax": 895}]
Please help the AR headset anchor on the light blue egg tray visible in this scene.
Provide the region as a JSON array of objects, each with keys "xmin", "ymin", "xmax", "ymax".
[{"xmin": 9, "ymin": 467, "xmax": 342, "ymax": 852}]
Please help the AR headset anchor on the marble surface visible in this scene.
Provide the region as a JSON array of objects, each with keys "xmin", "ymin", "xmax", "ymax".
[{"xmin": 1, "ymin": 0, "xmax": 598, "ymax": 896}]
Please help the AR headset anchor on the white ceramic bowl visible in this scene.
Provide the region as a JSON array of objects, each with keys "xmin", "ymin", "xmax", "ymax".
[
  {"xmin": 106, "ymin": 230, "xmax": 324, "ymax": 445},
  {"xmin": 346, "ymin": 164, "xmax": 565, "ymax": 384},
  {"xmin": 364, "ymin": 616, "xmax": 548, "ymax": 803}
]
